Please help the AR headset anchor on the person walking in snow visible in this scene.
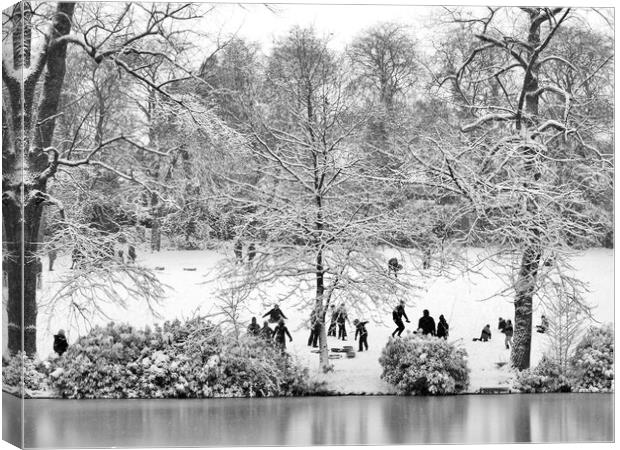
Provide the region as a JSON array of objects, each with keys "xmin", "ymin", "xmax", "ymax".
[
  {"xmin": 437, "ymin": 315, "xmax": 449, "ymax": 339},
  {"xmin": 473, "ymin": 324, "xmax": 492, "ymax": 342},
  {"xmin": 273, "ymin": 319, "xmax": 293, "ymax": 351},
  {"xmin": 353, "ymin": 319, "xmax": 369, "ymax": 352},
  {"xmin": 503, "ymin": 319, "xmax": 514, "ymax": 349},
  {"xmin": 391, "ymin": 300, "xmax": 410, "ymax": 337},
  {"xmin": 247, "ymin": 317, "xmax": 261, "ymax": 336},
  {"xmin": 327, "ymin": 304, "xmax": 337, "ymax": 337},
  {"xmin": 260, "ymin": 321, "xmax": 273, "ymax": 341},
  {"xmin": 307, "ymin": 307, "xmax": 322, "ymax": 348},
  {"xmin": 498, "ymin": 317, "xmax": 507, "ymax": 333},
  {"xmin": 53, "ymin": 329, "xmax": 69, "ymax": 356},
  {"xmin": 388, "ymin": 257, "xmax": 403, "ymax": 277},
  {"xmin": 417, "ymin": 309, "xmax": 436, "ymax": 336},
  {"xmin": 263, "ymin": 304, "xmax": 287, "ymax": 324},
  {"xmin": 234, "ymin": 240, "xmax": 243, "ymax": 264},
  {"xmin": 336, "ymin": 304, "xmax": 349, "ymax": 340}
]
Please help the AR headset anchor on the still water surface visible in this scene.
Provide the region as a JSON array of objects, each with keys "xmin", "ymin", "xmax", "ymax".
[{"xmin": 3, "ymin": 392, "xmax": 613, "ymax": 447}]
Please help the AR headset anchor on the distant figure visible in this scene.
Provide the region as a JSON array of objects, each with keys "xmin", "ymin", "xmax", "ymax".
[
  {"xmin": 353, "ymin": 319, "xmax": 369, "ymax": 352},
  {"xmin": 260, "ymin": 321, "xmax": 273, "ymax": 341},
  {"xmin": 327, "ymin": 304, "xmax": 337, "ymax": 337},
  {"xmin": 71, "ymin": 247, "xmax": 85, "ymax": 269},
  {"xmin": 536, "ymin": 315, "xmax": 549, "ymax": 334},
  {"xmin": 48, "ymin": 249, "xmax": 57, "ymax": 271},
  {"xmin": 247, "ymin": 243, "xmax": 256, "ymax": 263},
  {"xmin": 336, "ymin": 304, "xmax": 349, "ymax": 340},
  {"xmin": 473, "ymin": 324, "xmax": 492, "ymax": 342},
  {"xmin": 263, "ymin": 304, "xmax": 287, "ymax": 324},
  {"xmin": 437, "ymin": 315, "xmax": 449, "ymax": 339},
  {"xmin": 273, "ymin": 319, "xmax": 292, "ymax": 351},
  {"xmin": 387, "ymin": 257, "xmax": 403, "ymax": 277},
  {"xmin": 418, "ymin": 309, "xmax": 436, "ymax": 336},
  {"xmin": 498, "ymin": 317, "xmax": 507, "ymax": 333},
  {"xmin": 422, "ymin": 248, "xmax": 432, "ymax": 270},
  {"xmin": 391, "ymin": 300, "xmax": 410, "ymax": 337},
  {"xmin": 34, "ymin": 257, "xmax": 43, "ymax": 289},
  {"xmin": 307, "ymin": 307, "xmax": 322, "ymax": 348},
  {"xmin": 128, "ymin": 245, "xmax": 137, "ymax": 263},
  {"xmin": 53, "ymin": 329, "xmax": 69, "ymax": 357},
  {"xmin": 247, "ymin": 317, "xmax": 260, "ymax": 336},
  {"xmin": 234, "ymin": 240, "xmax": 243, "ymax": 264},
  {"xmin": 117, "ymin": 249, "xmax": 125, "ymax": 263},
  {"xmin": 503, "ymin": 319, "xmax": 514, "ymax": 349}
]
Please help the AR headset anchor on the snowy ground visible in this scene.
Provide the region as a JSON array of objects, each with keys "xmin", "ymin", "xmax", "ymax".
[{"xmin": 3, "ymin": 245, "xmax": 613, "ymax": 394}]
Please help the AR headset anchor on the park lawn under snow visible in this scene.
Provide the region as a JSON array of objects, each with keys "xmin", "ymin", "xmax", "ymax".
[{"xmin": 3, "ymin": 245, "xmax": 613, "ymax": 394}]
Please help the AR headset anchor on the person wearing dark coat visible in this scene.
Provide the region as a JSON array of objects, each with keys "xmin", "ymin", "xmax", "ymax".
[
  {"xmin": 247, "ymin": 243, "xmax": 256, "ymax": 263},
  {"xmin": 388, "ymin": 257, "xmax": 403, "ymax": 277},
  {"xmin": 307, "ymin": 307, "xmax": 322, "ymax": 348},
  {"xmin": 498, "ymin": 317, "xmax": 507, "ymax": 332},
  {"xmin": 536, "ymin": 315, "xmax": 549, "ymax": 334},
  {"xmin": 473, "ymin": 324, "xmax": 492, "ymax": 342},
  {"xmin": 128, "ymin": 245, "xmax": 137, "ymax": 263},
  {"xmin": 273, "ymin": 319, "xmax": 292, "ymax": 351},
  {"xmin": 260, "ymin": 321, "xmax": 273, "ymax": 341},
  {"xmin": 327, "ymin": 305, "xmax": 337, "ymax": 337},
  {"xmin": 391, "ymin": 300, "xmax": 410, "ymax": 337},
  {"xmin": 353, "ymin": 319, "xmax": 369, "ymax": 352},
  {"xmin": 247, "ymin": 317, "xmax": 260, "ymax": 336},
  {"xmin": 418, "ymin": 309, "xmax": 436, "ymax": 336},
  {"xmin": 437, "ymin": 315, "xmax": 449, "ymax": 339},
  {"xmin": 53, "ymin": 329, "xmax": 69, "ymax": 356},
  {"xmin": 234, "ymin": 240, "xmax": 243, "ymax": 264},
  {"xmin": 263, "ymin": 304, "xmax": 287, "ymax": 324},
  {"xmin": 336, "ymin": 304, "xmax": 349, "ymax": 340},
  {"xmin": 503, "ymin": 319, "xmax": 514, "ymax": 349}
]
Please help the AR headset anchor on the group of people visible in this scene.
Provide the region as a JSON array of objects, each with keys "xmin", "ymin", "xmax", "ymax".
[
  {"xmin": 234, "ymin": 240, "xmax": 256, "ymax": 265},
  {"xmin": 247, "ymin": 304, "xmax": 293, "ymax": 351},
  {"xmin": 391, "ymin": 301, "xmax": 450, "ymax": 339},
  {"xmin": 473, "ymin": 314, "xmax": 548, "ymax": 349}
]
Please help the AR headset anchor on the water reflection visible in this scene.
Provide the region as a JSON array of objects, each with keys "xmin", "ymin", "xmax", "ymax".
[{"xmin": 3, "ymin": 392, "xmax": 612, "ymax": 447}]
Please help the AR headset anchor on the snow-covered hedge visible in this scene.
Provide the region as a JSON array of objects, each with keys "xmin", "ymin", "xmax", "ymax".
[
  {"xmin": 2, "ymin": 352, "xmax": 48, "ymax": 396},
  {"xmin": 514, "ymin": 355, "xmax": 571, "ymax": 393},
  {"xmin": 569, "ymin": 324, "xmax": 614, "ymax": 393},
  {"xmin": 379, "ymin": 334, "xmax": 469, "ymax": 395},
  {"xmin": 51, "ymin": 319, "xmax": 323, "ymax": 398}
]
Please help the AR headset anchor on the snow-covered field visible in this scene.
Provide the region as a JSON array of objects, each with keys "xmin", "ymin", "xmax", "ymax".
[{"xmin": 3, "ymin": 246, "xmax": 613, "ymax": 394}]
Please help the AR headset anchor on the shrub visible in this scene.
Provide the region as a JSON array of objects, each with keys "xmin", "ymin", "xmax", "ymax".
[
  {"xmin": 514, "ymin": 355, "xmax": 571, "ymax": 393},
  {"xmin": 2, "ymin": 352, "xmax": 48, "ymax": 395},
  {"xmin": 379, "ymin": 334, "xmax": 469, "ymax": 395},
  {"xmin": 52, "ymin": 318, "xmax": 322, "ymax": 398},
  {"xmin": 569, "ymin": 324, "xmax": 614, "ymax": 393}
]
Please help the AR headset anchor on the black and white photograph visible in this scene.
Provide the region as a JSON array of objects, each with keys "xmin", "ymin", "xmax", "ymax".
[{"xmin": 1, "ymin": 1, "xmax": 615, "ymax": 447}]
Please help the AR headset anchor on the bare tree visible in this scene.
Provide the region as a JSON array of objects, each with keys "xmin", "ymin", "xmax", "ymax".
[
  {"xmin": 1, "ymin": 2, "xmax": 213, "ymax": 354},
  {"xmin": 422, "ymin": 7, "xmax": 613, "ymax": 369}
]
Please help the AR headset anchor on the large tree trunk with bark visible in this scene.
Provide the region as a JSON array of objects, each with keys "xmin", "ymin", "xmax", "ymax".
[{"xmin": 2, "ymin": 2, "xmax": 75, "ymax": 355}]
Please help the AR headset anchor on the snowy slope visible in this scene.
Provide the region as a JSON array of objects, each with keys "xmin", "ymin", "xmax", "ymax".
[{"xmin": 3, "ymin": 246, "xmax": 613, "ymax": 394}]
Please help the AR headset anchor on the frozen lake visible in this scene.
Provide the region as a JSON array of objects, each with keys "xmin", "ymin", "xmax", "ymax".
[{"xmin": 3, "ymin": 392, "xmax": 613, "ymax": 447}]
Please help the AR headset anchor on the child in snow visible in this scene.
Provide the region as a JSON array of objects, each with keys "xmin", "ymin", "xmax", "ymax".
[
  {"xmin": 388, "ymin": 257, "xmax": 403, "ymax": 277},
  {"xmin": 473, "ymin": 324, "xmax": 492, "ymax": 342},
  {"xmin": 391, "ymin": 300, "xmax": 410, "ymax": 337},
  {"xmin": 263, "ymin": 304, "xmax": 287, "ymax": 324},
  {"xmin": 503, "ymin": 319, "xmax": 513, "ymax": 349},
  {"xmin": 247, "ymin": 317, "xmax": 260, "ymax": 336},
  {"xmin": 498, "ymin": 317, "xmax": 506, "ymax": 332},
  {"xmin": 437, "ymin": 315, "xmax": 449, "ymax": 339},
  {"xmin": 53, "ymin": 329, "xmax": 69, "ymax": 356},
  {"xmin": 536, "ymin": 315, "xmax": 549, "ymax": 333},
  {"xmin": 353, "ymin": 319, "xmax": 369, "ymax": 352},
  {"xmin": 273, "ymin": 319, "xmax": 292, "ymax": 351}
]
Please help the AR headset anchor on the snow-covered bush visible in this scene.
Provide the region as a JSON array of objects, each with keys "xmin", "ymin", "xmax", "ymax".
[
  {"xmin": 2, "ymin": 352, "xmax": 48, "ymax": 395},
  {"xmin": 513, "ymin": 355, "xmax": 571, "ymax": 393},
  {"xmin": 569, "ymin": 324, "xmax": 614, "ymax": 393},
  {"xmin": 52, "ymin": 318, "xmax": 322, "ymax": 398},
  {"xmin": 379, "ymin": 334, "xmax": 469, "ymax": 395}
]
